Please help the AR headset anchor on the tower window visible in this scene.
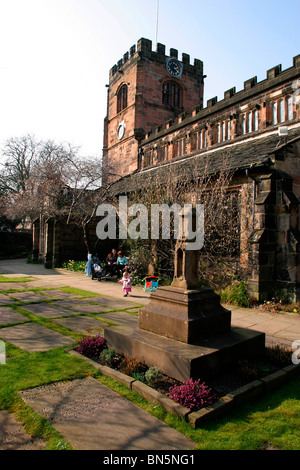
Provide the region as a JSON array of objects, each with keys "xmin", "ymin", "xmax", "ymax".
[
  {"xmin": 117, "ymin": 84, "xmax": 128, "ymax": 113},
  {"xmin": 162, "ymin": 81, "xmax": 182, "ymax": 108}
]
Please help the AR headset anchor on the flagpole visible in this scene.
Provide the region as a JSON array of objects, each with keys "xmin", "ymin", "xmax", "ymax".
[{"xmin": 155, "ymin": 0, "xmax": 159, "ymax": 47}]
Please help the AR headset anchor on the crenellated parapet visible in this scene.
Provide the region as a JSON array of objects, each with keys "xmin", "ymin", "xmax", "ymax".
[
  {"xmin": 142, "ymin": 53, "xmax": 300, "ymax": 145},
  {"xmin": 109, "ymin": 37, "xmax": 204, "ymax": 80}
]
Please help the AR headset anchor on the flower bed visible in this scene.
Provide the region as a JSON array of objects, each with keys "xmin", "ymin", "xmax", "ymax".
[
  {"xmin": 62, "ymin": 260, "xmax": 87, "ymax": 273},
  {"xmin": 73, "ymin": 336, "xmax": 294, "ymax": 413}
]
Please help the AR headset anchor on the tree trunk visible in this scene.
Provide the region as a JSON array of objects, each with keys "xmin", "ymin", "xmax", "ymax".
[{"xmin": 82, "ymin": 222, "xmax": 91, "ymax": 254}]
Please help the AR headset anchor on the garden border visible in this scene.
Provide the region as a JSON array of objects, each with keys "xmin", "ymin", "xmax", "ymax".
[{"xmin": 68, "ymin": 349, "xmax": 300, "ymax": 428}]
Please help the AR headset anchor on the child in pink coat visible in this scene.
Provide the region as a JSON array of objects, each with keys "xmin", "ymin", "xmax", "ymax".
[{"xmin": 118, "ymin": 269, "xmax": 132, "ymax": 297}]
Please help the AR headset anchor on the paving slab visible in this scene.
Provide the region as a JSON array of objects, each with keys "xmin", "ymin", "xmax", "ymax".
[
  {"xmin": 0, "ymin": 293, "xmax": 15, "ymax": 305},
  {"xmin": 39, "ymin": 289, "xmax": 84, "ymax": 299},
  {"xmin": 19, "ymin": 377, "xmax": 195, "ymax": 450},
  {"xmin": 22, "ymin": 303, "xmax": 81, "ymax": 318},
  {"xmin": 8, "ymin": 291, "xmax": 53, "ymax": 303},
  {"xmin": 84, "ymin": 296, "xmax": 142, "ymax": 310},
  {"xmin": 53, "ymin": 316, "xmax": 107, "ymax": 335},
  {"xmin": 0, "ymin": 410, "xmax": 45, "ymax": 450},
  {"xmin": 97, "ymin": 311, "xmax": 138, "ymax": 327},
  {"xmin": 0, "ymin": 307, "xmax": 29, "ymax": 326},
  {"xmin": 231, "ymin": 311, "xmax": 273, "ymax": 323},
  {"xmin": 248, "ymin": 318, "xmax": 295, "ymax": 335},
  {"xmin": 0, "ymin": 322, "xmax": 74, "ymax": 352},
  {"xmin": 0, "ymin": 282, "xmax": 35, "ymax": 291},
  {"xmin": 54, "ymin": 300, "xmax": 112, "ymax": 314}
]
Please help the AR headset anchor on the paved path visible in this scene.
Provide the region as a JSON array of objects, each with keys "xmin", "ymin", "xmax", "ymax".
[
  {"xmin": 0, "ymin": 258, "xmax": 300, "ymax": 450},
  {"xmin": 0, "ymin": 259, "xmax": 194, "ymax": 451},
  {"xmin": 1, "ymin": 259, "xmax": 299, "ymax": 346}
]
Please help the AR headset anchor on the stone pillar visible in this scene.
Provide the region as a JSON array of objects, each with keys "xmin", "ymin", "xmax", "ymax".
[{"xmin": 247, "ymin": 171, "xmax": 300, "ymax": 302}]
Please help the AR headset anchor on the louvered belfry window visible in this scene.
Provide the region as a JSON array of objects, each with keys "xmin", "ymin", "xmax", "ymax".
[
  {"xmin": 162, "ymin": 81, "xmax": 181, "ymax": 108},
  {"xmin": 117, "ymin": 84, "xmax": 128, "ymax": 113}
]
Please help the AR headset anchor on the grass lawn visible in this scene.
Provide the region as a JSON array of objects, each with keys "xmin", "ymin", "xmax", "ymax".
[
  {"xmin": 0, "ymin": 275, "xmax": 34, "ymax": 283},
  {"xmin": 0, "ymin": 285, "xmax": 299, "ymax": 450}
]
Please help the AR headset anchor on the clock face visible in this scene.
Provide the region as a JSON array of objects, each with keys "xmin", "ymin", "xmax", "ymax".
[
  {"xmin": 117, "ymin": 120, "xmax": 125, "ymax": 140},
  {"xmin": 166, "ymin": 58, "xmax": 183, "ymax": 78}
]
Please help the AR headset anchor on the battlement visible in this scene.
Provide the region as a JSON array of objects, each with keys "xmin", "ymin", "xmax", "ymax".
[
  {"xmin": 142, "ymin": 53, "xmax": 300, "ymax": 143},
  {"xmin": 203, "ymin": 54, "xmax": 300, "ymax": 111},
  {"xmin": 109, "ymin": 37, "xmax": 204, "ymax": 79}
]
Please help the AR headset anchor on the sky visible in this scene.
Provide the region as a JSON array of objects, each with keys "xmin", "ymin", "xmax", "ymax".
[{"xmin": 0, "ymin": 0, "xmax": 299, "ymax": 159}]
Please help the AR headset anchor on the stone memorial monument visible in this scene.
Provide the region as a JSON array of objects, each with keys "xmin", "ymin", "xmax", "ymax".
[{"xmin": 105, "ymin": 209, "xmax": 265, "ymax": 382}]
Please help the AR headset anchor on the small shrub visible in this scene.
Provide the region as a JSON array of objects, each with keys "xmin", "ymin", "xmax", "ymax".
[
  {"xmin": 131, "ymin": 371, "xmax": 146, "ymax": 382},
  {"xmin": 237, "ymin": 359, "xmax": 260, "ymax": 381},
  {"xmin": 145, "ymin": 366, "xmax": 163, "ymax": 385},
  {"xmin": 62, "ymin": 260, "xmax": 86, "ymax": 273},
  {"xmin": 169, "ymin": 378, "xmax": 216, "ymax": 412},
  {"xmin": 119, "ymin": 355, "xmax": 147, "ymax": 377},
  {"xmin": 220, "ymin": 281, "xmax": 250, "ymax": 308},
  {"xmin": 75, "ymin": 335, "xmax": 106, "ymax": 358},
  {"xmin": 99, "ymin": 347, "xmax": 117, "ymax": 366}
]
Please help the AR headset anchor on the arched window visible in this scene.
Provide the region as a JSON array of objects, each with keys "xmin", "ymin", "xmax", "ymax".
[
  {"xmin": 254, "ymin": 109, "xmax": 259, "ymax": 131},
  {"xmin": 242, "ymin": 114, "xmax": 247, "ymax": 135},
  {"xmin": 191, "ymin": 129, "xmax": 207, "ymax": 151},
  {"xmin": 279, "ymin": 99, "xmax": 285, "ymax": 123},
  {"xmin": 272, "ymin": 102, "xmax": 278, "ymax": 125},
  {"xmin": 287, "ymin": 96, "xmax": 293, "ymax": 121},
  {"xmin": 173, "ymin": 136, "xmax": 186, "ymax": 158},
  {"xmin": 117, "ymin": 84, "xmax": 128, "ymax": 113},
  {"xmin": 162, "ymin": 81, "xmax": 182, "ymax": 108},
  {"xmin": 247, "ymin": 112, "xmax": 253, "ymax": 133}
]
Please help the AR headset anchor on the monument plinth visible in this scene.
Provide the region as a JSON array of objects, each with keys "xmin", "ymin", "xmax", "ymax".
[
  {"xmin": 105, "ymin": 211, "xmax": 265, "ymax": 382},
  {"xmin": 138, "ymin": 286, "xmax": 231, "ymax": 343}
]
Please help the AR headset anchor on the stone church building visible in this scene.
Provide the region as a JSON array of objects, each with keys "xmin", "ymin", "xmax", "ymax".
[
  {"xmin": 102, "ymin": 37, "xmax": 300, "ymax": 302},
  {"xmin": 32, "ymin": 37, "xmax": 300, "ymax": 302}
]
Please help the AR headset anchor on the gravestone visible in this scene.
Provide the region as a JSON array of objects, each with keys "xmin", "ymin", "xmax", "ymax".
[{"xmin": 105, "ymin": 210, "xmax": 265, "ymax": 382}]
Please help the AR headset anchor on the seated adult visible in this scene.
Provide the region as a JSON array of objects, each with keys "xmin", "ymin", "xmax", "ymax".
[
  {"xmin": 105, "ymin": 248, "xmax": 118, "ymax": 276},
  {"xmin": 117, "ymin": 251, "xmax": 128, "ymax": 266},
  {"xmin": 116, "ymin": 251, "xmax": 128, "ymax": 276}
]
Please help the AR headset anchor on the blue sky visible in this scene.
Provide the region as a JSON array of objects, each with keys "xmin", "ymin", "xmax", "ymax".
[{"xmin": 0, "ymin": 0, "xmax": 299, "ymax": 158}]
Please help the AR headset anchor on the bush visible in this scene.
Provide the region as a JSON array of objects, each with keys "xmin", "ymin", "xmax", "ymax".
[
  {"xmin": 237, "ymin": 359, "xmax": 261, "ymax": 381},
  {"xmin": 119, "ymin": 355, "xmax": 147, "ymax": 377},
  {"xmin": 62, "ymin": 260, "xmax": 86, "ymax": 273},
  {"xmin": 220, "ymin": 280, "xmax": 250, "ymax": 308},
  {"xmin": 169, "ymin": 378, "xmax": 216, "ymax": 412},
  {"xmin": 75, "ymin": 335, "xmax": 106, "ymax": 358},
  {"xmin": 99, "ymin": 347, "xmax": 117, "ymax": 366},
  {"xmin": 145, "ymin": 366, "xmax": 163, "ymax": 385}
]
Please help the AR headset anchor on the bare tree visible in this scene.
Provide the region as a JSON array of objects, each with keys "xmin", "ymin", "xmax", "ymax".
[
  {"xmin": 0, "ymin": 135, "xmax": 111, "ymax": 253},
  {"xmin": 119, "ymin": 155, "xmax": 244, "ymax": 288}
]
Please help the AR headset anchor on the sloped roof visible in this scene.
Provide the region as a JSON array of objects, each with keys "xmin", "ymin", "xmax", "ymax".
[{"xmin": 108, "ymin": 126, "xmax": 300, "ymax": 196}]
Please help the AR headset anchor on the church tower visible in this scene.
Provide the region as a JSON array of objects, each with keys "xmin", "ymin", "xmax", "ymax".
[{"xmin": 103, "ymin": 38, "xmax": 204, "ymax": 182}]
